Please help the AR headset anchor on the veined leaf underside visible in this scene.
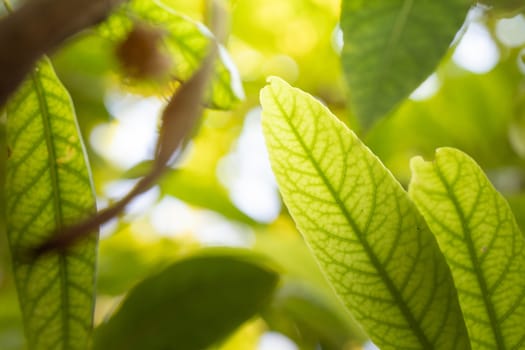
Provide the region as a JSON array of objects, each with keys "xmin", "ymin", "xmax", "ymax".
[
  {"xmin": 6, "ymin": 58, "xmax": 97, "ymax": 349},
  {"xmin": 261, "ymin": 77, "xmax": 469, "ymax": 349}
]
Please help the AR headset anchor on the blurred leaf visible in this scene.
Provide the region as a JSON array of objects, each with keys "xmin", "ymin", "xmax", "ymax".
[
  {"xmin": 254, "ymin": 231, "xmax": 331, "ymax": 290},
  {"xmin": 53, "ymin": 34, "xmax": 114, "ymax": 77},
  {"xmin": 507, "ymin": 194, "xmax": 525, "ymax": 232},
  {"xmin": 255, "ymin": 232, "xmax": 368, "ymax": 348},
  {"xmin": 100, "ymin": 0, "xmax": 244, "ymax": 109},
  {"xmin": 264, "ymin": 281, "xmax": 366, "ymax": 350},
  {"xmin": 261, "ymin": 77, "xmax": 469, "ymax": 349},
  {"xmin": 51, "ymin": 34, "xmax": 122, "ymax": 195},
  {"xmin": 160, "ymin": 169, "xmax": 255, "ymax": 223},
  {"xmin": 215, "ymin": 318, "xmax": 264, "ymax": 350},
  {"xmin": 5, "ymin": 58, "xmax": 97, "ymax": 349},
  {"xmin": 124, "ymin": 161, "xmax": 255, "ymax": 224},
  {"xmin": 409, "ymin": 147, "xmax": 525, "ymax": 349},
  {"xmin": 340, "ymin": 0, "xmax": 470, "ymax": 127},
  {"xmin": 121, "ymin": 160, "xmax": 158, "ymax": 179},
  {"xmin": 0, "ymin": 111, "xmax": 7, "ymax": 271},
  {"xmin": 0, "ymin": 288, "xmax": 24, "ymax": 350},
  {"xmin": 366, "ymin": 61, "xmax": 522, "ymax": 182},
  {"xmin": 157, "ymin": 0, "xmax": 203, "ymax": 20},
  {"xmin": 97, "ymin": 229, "xmax": 197, "ymax": 296},
  {"xmin": 94, "ymin": 249, "xmax": 279, "ymax": 350},
  {"xmin": 120, "ymin": 100, "xmax": 252, "ymax": 223},
  {"xmin": 52, "ymin": 34, "xmax": 113, "ymax": 133}
]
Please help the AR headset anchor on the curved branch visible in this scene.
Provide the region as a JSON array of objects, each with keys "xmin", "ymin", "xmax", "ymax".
[{"xmin": 0, "ymin": 0, "xmax": 127, "ymax": 107}]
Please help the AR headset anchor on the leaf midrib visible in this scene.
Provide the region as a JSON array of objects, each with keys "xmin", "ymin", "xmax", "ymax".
[
  {"xmin": 379, "ymin": 0, "xmax": 415, "ymax": 79},
  {"xmin": 434, "ymin": 161, "xmax": 506, "ymax": 349},
  {"xmin": 32, "ymin": 68, "xmax": 71, "ymax": 350},
  {"xmin": 271, "ymin": 92, "xmax": 433, "ymax": 349},
  {"xmin": 374, "ymin": 0, "xmax": 415, "ymax": 108}
]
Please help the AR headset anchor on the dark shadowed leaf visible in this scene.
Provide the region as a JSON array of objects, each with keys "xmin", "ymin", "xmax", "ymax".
[
  {"xmin": 263, "ymin": 281, "xmax": 367, "ymax": 350},
  {"xmin": 96, "ymin": 230, "xmax": 194, "ymax": 296},
  {"xmin": 340, "ymin": 0, "xmax": 470, "ymax": 127},
  {"xmin": 94, "ymin": 249, "xmax": 279, "ymax": 350}
]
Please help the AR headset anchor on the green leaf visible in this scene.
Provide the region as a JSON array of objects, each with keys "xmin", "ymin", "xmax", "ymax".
[
  {"xmin": 0, "ymin": 287, "xmax": 24, "ymax": 350},
  {"xmin": 96, "ymin": 229, "xmax": 197, "ymax": 296},
  {"xmin": 409, "ymin": 147, "xmax": 525, "ymax": 349},
  {"xmin": 340, "ymin": 0, "xmax": 470, "ymax": 127},
  {"xmin": 94, "ymin": 249, "xmax": 279, "ymax": 350},
  {"xmin": 5, "ymin": 58, "xmax": 97, "ymax": 349},
  {"xmin": 260, "ymin": 77, "xmax": 470, "ymax": 349},
  {"xmin": 100, "ymin": 0, "xmax": 244, "ymax": 109},
  {"xmin": 264, "ymin": 281, "xmax": 367, "ymax": 350},
  {"xmin": 507, "ymin": 194, "xmax": 525, "ymax": 233},
  {"xmin": 255, "ymin": 234, "xmax": 368, "ymax": 347}
]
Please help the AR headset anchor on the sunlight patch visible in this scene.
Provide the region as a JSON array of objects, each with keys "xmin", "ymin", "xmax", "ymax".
[
  {"xmin": 410, "ymin": 74, "xmax": 441, "ymax": 101},
  {"xmin": 453, "ymin": 22, "xmax": 499, "ymax": 73},
  {"xmin": 496, "ymin": 14, "xmax": 525, "ymax": 47}
]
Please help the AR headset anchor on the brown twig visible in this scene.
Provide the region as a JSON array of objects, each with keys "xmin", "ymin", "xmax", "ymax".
[{"xmin": 0, "ymin": 0, "xmax": 127, "ymax": 107}]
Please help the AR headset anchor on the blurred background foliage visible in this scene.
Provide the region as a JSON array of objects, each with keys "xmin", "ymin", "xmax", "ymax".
[{"xmin": 1, "ymin": 0, "xmax": 525, "ymax": 349}]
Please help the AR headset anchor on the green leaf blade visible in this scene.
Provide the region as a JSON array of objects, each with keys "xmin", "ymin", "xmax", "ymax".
[
  {"xmin": 340, "ymin": 0, "xmax": 470, "ymax": 127},
  {"xmin": 94, "ymin": 249, "xmax": 279, "ymax": 350},
  {"xmin": 101, "ymin": 0, "xmax": 244, "ymax": 109},
  {"xmin": 260, "ymin": 77, "xmax": 469, "ymax": 349},
  {"xmin": 409, "ymin": 147, "xmax": 525, "ymax": 349},
  {"xmin": 6, "ymin": 58, "xmax": 97, "ymax": 350}
]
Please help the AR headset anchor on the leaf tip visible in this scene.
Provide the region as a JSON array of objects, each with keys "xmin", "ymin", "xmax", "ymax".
[
  {"xmin": 264, "ymin": 75, "xmax": 291, "ymax": 92},
  {"xmin": 265, "ymin": 75, "xmax": 286, "ymax": 85},
  {"xmin": 409, "ymin": 155, "xmax": 426, "ymax": 172},
  {"xmin": 409, "ymin": 155, "xmax": 429, "ymax": 190},
  {"xmin": 260, "ymin": 76, "xmax": 289, "ymax": 116},
  {"xmin": 434, "ymin": 147, "xmax": 471, "ymax": 166},
  {"xmin": 435, "ymin": 147, "xmax": 456, "ymax": 157}
]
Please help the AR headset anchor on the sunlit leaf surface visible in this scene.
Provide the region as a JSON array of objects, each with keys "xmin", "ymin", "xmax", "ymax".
[
  {"xmin": 100, "ymin": 0, "xmax": 244, "ymax": 109},
  {"xmin": 340, "ymin": 0, "xmax": 470, "ymax": 126},
  {"xmin": 94, "ymin": 249, "xmax": 279, "ymax": 350},
  {"xmin": 5, "ymin": 58, "xmax": 97, "ymax": 349},
  {"xmin": 260, "ymin": 77, "xmax": 469, "ymax": 349},
  {"xmin": 409, "ymin": 148, "xmax": 525, "ymax": 349}
]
